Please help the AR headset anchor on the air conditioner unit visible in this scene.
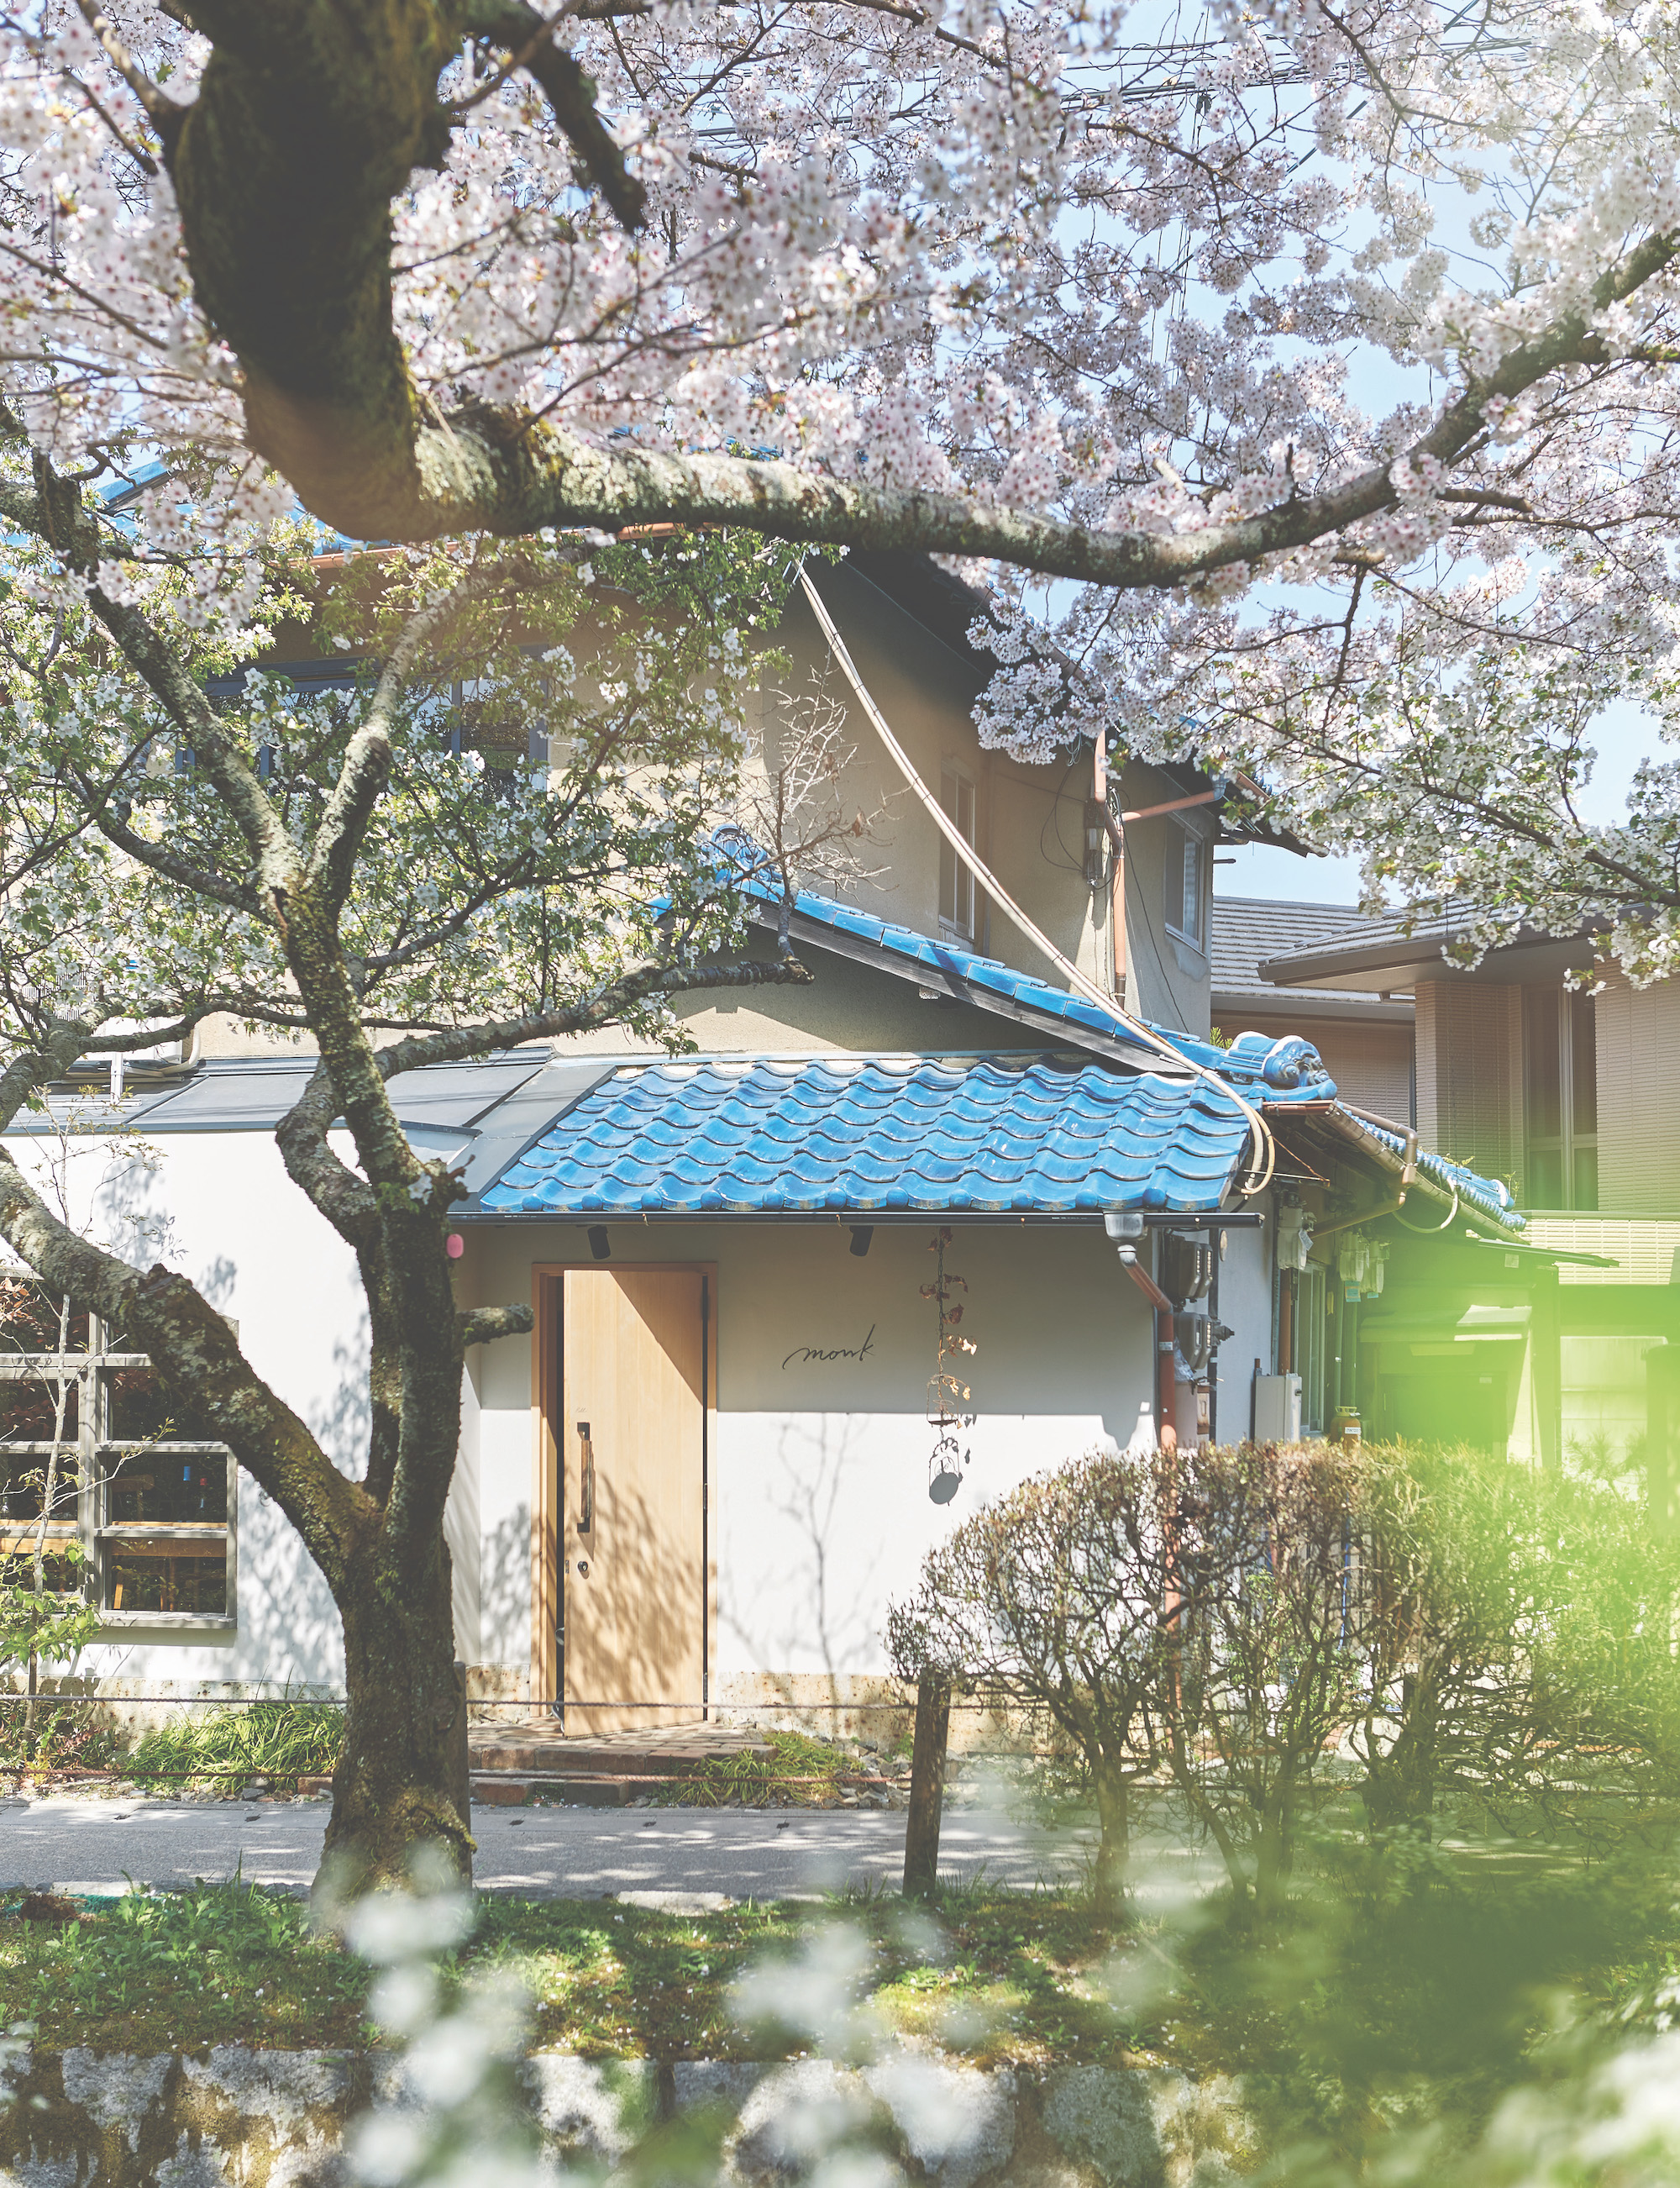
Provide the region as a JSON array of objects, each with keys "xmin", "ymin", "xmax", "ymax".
[{"xmin": 1253, "ymin": 1373, "xmax": 1302, "ymax": 1444}]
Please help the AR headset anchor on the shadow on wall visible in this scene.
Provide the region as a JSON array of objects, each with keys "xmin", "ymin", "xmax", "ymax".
[
  {"xmin": 482, "ymin": 1503, "xmax": 532, "ymax": 1675},
  {"xmin": 232, "ymin": 1473, "xmax": 347, "ymax": 1687},
  {"xmin": 721, "ymin": 1417, "xmax": 879, "ymax": 1708},
  {"xmin": 307, "ymin": 1267, "xmax": 373, "ymax": 1483}
]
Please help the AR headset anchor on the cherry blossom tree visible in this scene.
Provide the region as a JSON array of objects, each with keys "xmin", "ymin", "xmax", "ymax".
[
  {"xmin": 7, "ymin": 2, "xmax": 1680, "ymax": 965},
  {"xmin": 8, "ymin": 0, "xmax": 1680, "ymax": 1882}
]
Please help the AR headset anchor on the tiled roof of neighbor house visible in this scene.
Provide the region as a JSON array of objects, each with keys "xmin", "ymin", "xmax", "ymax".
[
  {"xmin": 478, "ymin": 1053, "xmax": 1254, "ymax": 1218},
  {"xmin": 1211, "ymin": 897, "xmax": 1405, "ymax": 1005}
]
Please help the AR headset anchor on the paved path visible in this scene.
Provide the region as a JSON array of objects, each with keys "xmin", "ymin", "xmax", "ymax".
[{"xmin": 0, "ymin": 1796, "xmax": 1093, "ymax": 1903}]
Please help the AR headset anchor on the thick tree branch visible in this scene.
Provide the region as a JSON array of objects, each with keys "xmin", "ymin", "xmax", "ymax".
[
  {"xmin": 0, "ymin": 1097, "xmax": 368, "ymax": 1586},
  {"xmin": 458, "ymin": 1303, "xmax": 535, "ymax": 1347},
  {"xmin": 373, "ymin": 952, "xmax": 814, "ymax": 1080},
  {"xmin": 274, "ymin": 1061, "xmax": 381, "ymax": 1248}
]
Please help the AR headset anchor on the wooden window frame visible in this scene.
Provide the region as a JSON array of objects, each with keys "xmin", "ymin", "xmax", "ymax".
[
  {"xmin": 0, "ymin": 1315, "xmax": 236, "ymax": 1633},
  {"xmin": 528, "ymin": 1262, "xmax": 718, "ymax": 1720}
]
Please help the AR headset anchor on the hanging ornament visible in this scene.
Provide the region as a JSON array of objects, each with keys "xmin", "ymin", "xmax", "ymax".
[{"xmin": 921, "ymin": 1228, "xmax": 979, "ymax": 1503}]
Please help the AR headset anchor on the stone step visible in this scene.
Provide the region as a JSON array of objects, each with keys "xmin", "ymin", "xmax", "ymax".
[
  {"xmin": 468, "ymin": 1740, "xmax": 771, "ymax": 1776},
  {"xmin": 471, "ymin": 1773, "xmax": 636, "ymax": 1807}
]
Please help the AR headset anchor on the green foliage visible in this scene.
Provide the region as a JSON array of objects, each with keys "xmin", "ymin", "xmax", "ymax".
[
  {"xmin": 0, "ymin": 1878, "xmax": 367, "ymax": 2049},
  {"xmin": 127, "ymin": 1700, "xmax": 345, "ymax": 1791},
  {"xmin": 0, "ymin": 1698, "xmax": 120, "ymax": 1777},
  {"xmin": 651, "ymin": 1729, "xmax": 849, "ymax": 1807}
]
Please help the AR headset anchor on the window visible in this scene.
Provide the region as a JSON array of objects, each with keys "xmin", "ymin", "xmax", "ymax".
[
  {"xmin": 1166, "ymin": 823, "xmax": 1205, "ymax": 949},
  {"xmin": 1522, "ymin": 986, "xmax": 1598, "ymax": 1210},
  {"xmin": 938, "ymin": 765, "xmax": 977, "ymax": 938},
  {"xmin": 0, "ymin": 1299, "xmax": 234, "ymax": 1628}
]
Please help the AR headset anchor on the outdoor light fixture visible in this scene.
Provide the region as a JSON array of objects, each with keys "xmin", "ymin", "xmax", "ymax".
[
  {"xmin": 586, "ymin": 1225, "xmax": 611, "ymax": 1261},
  {"xmin": 849, "ymin": 1226, "xmax": 874, "ymax": 1257}
]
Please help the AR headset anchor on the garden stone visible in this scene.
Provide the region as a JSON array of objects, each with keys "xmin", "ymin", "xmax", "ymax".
[
  {"xmin": 866, "ymin": 2055, "xmax": 1016, "ymax": 2188},
  {"xmin": 524, "ymin": 2052, "xmax": 657, "ymax": 2162},
  {"xmin": 60, "ymin": 2047, "xmax": 172, "ymax": 2154},
  {"xmin": 1041, "ymin": 2068, "xmax": 1166, "ymax": 2188},
  {"xmin": 728, "ymin": 2059, "xmax": 886, "ymax": 2185}
]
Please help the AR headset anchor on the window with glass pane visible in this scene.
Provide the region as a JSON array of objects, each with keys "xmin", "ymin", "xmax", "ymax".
[
  {"xmin": 1522, "ymin": 986, "xmax": 1598, "ymax": 1210},
  {"xmin": 0, "ymin": 1313, "xmax": 234, "ymax": 1626},
  {"xmin": 938, "ymin": 766, "xmax": 976, "ymax": 936},
  {"xmin": 1168, "ymin": 824, "xmax": 1205, "ymax": 947}
]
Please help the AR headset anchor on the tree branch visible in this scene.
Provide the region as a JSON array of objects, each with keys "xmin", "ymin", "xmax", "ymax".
[
  {"xmin": 373, "ymin": 952, "xmax": 813, "ymax": 1081},
  {"xmin": 457, "ymin": 1303, "xmax": 535, "ymax": 1347},
  {"xmin": 456, "ymin": 2, "xmax": 648, "ymax": 230}
]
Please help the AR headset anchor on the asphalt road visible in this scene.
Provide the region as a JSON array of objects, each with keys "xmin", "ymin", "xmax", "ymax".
[{"xmin": 0, "ymin": 1795, "xmax": 1093, "ymax": 1903}]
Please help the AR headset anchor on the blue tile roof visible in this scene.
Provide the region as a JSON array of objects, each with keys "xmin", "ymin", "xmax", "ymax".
[
  {"xmin": 727, "ymin": 860, "xmax": 1337, "ymax": 1102},
  {"xmin": 479, "ymin": 1054, "xmax": 1254, "ymax": 1217},
  {"xmin": 1348, "ymin": 1112, "xmax": 1523, "ymax": 1228}
]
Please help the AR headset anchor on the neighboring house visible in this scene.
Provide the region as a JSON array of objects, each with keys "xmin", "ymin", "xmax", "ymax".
[
  {"xmin": 0, "ymin": 560, "xmax": 1538, "ymax": 1720},
  {"xmin": 1210, "ymin": 898, "xmax": 1415, "ymax": 1126},
  {"xmin": 1255, "ymin": 912, "xmax": 1680, "ymax": 1468}
]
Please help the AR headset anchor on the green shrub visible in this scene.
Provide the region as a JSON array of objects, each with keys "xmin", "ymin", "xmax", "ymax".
[{"xmin": 128, "ymin": 1699, "xmax": 344, "ymax": 1790}]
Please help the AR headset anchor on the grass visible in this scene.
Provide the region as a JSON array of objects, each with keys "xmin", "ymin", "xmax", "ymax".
[
  {"xmin": 654, "ymin": 1730, "xmax": 885, "ymax": 1808},
  {"xmin": 0, "ymin": 1878, "xmax": 1142, "ymax": 2064},
  {"xmin": 0, "ymin": 1824, "xmax": 1671, "ymax": 2180},
  {"xmin": 126, "ymin": 1701, "xmax": 344, "ymax": 1792}
]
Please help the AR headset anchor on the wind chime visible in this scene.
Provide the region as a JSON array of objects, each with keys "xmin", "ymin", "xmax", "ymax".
[{"xmin": 921, "ymin": 1227, "xmax": 977, "ymax": 1503}]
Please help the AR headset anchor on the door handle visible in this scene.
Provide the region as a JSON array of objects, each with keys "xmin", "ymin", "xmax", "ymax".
[{"xmin": 575, "ymin": 1420, "xmax": 594, "ymax": 1533}]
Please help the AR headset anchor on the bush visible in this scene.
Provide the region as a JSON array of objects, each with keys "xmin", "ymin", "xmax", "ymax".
[{"xmin": 891, "ymin": 1439, "xmax": 1680, "ymax": 1923}]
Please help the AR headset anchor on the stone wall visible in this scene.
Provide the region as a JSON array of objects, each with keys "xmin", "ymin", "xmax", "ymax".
[{"xmin": 0, "ymin": 2044, "xmax": 1258, "ymax": 2188}]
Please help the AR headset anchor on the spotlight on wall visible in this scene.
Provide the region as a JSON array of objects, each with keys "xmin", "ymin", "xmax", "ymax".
[
  {"xmin": 848, "ymin": 1226, "xmax": 874, "ymax": 1259},
  {"xmin": 586, "ymin": 1225, "xmax": 611, "ymax": 1262}
]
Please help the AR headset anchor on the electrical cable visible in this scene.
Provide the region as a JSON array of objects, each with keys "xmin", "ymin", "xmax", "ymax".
[{"xmin": 796, "ymin": 566, "xmax": 1276, "ymax": 1197}]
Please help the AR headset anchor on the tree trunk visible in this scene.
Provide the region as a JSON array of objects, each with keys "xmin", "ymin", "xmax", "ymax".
[
  {"xmin": 1092, "ymin": 1759, "xmax": 1131, "ymax": 1916},
  {"xmin": 319, "ymin": 1531, "xmax": 473, "ymax": 1896}
]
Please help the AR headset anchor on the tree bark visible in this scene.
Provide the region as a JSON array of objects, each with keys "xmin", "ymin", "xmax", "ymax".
[
  {"xmin": 1091, "ymin": 1758, "xmax": 1131, "ymax": 1917},
  {"xmin": 324, "ymin": 1532, "xmax": 473, "ymax": 1892}
]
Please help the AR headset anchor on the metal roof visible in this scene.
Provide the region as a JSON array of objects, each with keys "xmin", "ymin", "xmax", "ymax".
[
  {"xmin": 1257, "ymin": 906, "xmax": 1599, "ymax": 993},
  {"xmin": 7, "ymin": 1054, "xmax": 552, "ymax": 1136},
  {"xmin": 477, "ymin": 1053, "xmax": 1254, "ymax": 1218}
]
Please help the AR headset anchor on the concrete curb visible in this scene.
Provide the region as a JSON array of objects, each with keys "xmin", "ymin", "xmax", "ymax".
[{"xmin": 0, "ymin": 2043, "xmax": 1260, "ymax": 2187}]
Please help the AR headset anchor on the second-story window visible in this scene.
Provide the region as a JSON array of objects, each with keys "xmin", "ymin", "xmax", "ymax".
[
  {"xmin": 1167, "ymin": 822, "xmax": 1205, "ymax": 949},
  {"xmin": 1523, "ymin": 986, "xmax": 1599, "ymax": 1209},
  {"xmin": 939, "ymin": 765, "xmax": 976, "ymax": 939}
]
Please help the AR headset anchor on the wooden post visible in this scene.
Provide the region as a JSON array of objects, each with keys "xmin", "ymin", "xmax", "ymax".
[
  {"xmin": 902, "ymin": 1669, "xmax": 952, "ymax": 1900},
  {"xmin": 449, "ymin": 1659, "xmax": 471, "ymax": 1828}
]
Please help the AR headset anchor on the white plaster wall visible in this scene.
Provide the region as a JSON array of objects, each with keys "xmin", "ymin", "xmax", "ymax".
[
  {"xmin": 460, "ymin": 1216, "xmax": 1274, "ymax": 1687},
  {"xmin": 0, "ymin": 1125, "xmax": 367, "ymax": 1690},
  {"xmin": 0, "ymin": 1120, "xmax": 1275, "ymax": 1694}
]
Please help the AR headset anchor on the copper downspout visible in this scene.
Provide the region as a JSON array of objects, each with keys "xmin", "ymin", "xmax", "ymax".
[{"xmin": 1118, "ymin": 1243, "xmax": 1178, "ymax": 1454}]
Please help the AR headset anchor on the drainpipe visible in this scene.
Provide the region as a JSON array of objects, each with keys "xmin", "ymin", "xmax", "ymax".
[{"xmin": 1117, "ymin": 1242, "xmax": 1178, "ymax": 1454}]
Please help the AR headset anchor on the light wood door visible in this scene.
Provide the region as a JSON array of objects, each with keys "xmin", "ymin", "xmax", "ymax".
[{"xmin": 561, "ymin": 1268, "xmax": 706, "ymax": 1733}]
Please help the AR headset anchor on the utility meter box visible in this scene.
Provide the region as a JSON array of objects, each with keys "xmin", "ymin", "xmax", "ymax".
[{"xmin": 1253, "ymin": 1373, "xmax": 1302, "ymax": 1444}]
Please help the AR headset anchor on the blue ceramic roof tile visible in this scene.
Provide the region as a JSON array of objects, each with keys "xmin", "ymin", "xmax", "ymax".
[{"xmin": 480, "ymin": 1055, "xmax": 1253, "ymax": 1218}]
